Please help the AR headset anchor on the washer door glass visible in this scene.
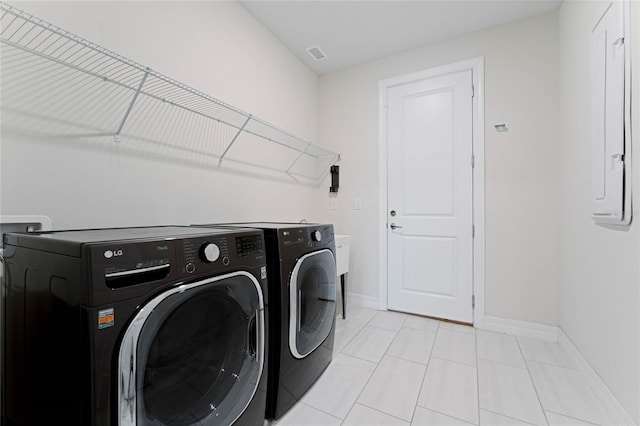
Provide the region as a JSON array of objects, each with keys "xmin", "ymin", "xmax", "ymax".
[
  {"xmin": 118, "ymin": 272, "xmax": 265, "ymax": 426},
  {"xmin": 289, "ymin": 249, "xmax": 337, "ymax": 358}
]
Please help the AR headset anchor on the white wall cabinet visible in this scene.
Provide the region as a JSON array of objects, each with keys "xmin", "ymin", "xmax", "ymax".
[{"xmin": 591, "ymin": 0, "xmax": 631, "ymax": 224}]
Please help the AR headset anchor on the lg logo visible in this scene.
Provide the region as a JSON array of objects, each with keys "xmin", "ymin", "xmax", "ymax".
[{"xmin": 104, "ymin": 249, "xmax": 123, "ymax": 259}]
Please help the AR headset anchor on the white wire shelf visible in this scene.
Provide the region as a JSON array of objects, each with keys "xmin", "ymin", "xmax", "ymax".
[{"xmin": 0, "ymin": 3, "xmax": 340, "ymax": 185}]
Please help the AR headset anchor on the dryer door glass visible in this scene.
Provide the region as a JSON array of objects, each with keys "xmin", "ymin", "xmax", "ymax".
[
  {"xmin": 289, "ymin": 249, "xmax": 337, "ymax": 358},
  {"xmin": 118, "ymin": 272, "xmax": 265, "ymax": 426}
]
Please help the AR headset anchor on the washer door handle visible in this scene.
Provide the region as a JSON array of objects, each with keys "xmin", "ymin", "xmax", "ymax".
[{"xmin": 297, "ymin": 290, "xmax": 302, "ymax": 332}]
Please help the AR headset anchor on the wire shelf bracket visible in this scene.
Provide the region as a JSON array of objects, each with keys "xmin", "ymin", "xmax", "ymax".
[{"xmin": 115, "ymin": 67, "xmax": 149, "ymax": 142}]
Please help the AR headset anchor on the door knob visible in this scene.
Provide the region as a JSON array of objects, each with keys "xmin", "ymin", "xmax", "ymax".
[{"xmin": 390, "ymin": 223, "xmax": 403, "ymax": 230}]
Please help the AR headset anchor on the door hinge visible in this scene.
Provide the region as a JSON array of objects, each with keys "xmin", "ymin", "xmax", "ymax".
[
  {"xmin": 472, "ymin": 224, "xmax": 475, "ymax": 238},
  {"xmin": 472, "ymin": 295, "xmax": 475, "ymax": 308},
  {"xmin": 471, "ymin": 85, "xmax": 475, "ymax": 98},
  {"xmin": 471, "ymin": 155, "xmax": 475, "ymax": 168}
]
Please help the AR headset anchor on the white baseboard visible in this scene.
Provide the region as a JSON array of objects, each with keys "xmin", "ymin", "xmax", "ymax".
[
  {"xmin": 558, "ymin": 329, "xmax": 636, "ymax": 426},
  {"xmin": 481, "ymin": 315, "xmax": 559, "ymax": 341},
  {"xmin": 346, "ymin": 292, "xmax": 379, "ymax": 310}
]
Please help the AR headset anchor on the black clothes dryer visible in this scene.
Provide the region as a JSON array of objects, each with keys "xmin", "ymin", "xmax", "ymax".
[
  {"xmin": 192, "ymin": 222, "xmax": 337, "ymax": 421},
  {"xmin": 1, "ymin": 226, "xmax": 268, "ymax": 426}
]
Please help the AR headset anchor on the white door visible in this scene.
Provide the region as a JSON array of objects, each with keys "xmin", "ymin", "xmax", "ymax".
[{"xmin": 386, "ymin": 69, "xmax": 474, "ymax": 323}]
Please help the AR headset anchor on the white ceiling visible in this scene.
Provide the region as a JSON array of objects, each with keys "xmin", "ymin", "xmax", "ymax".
[{"xmin": 240, "ymin": 0, "xmax": 562, "ymax": 75}]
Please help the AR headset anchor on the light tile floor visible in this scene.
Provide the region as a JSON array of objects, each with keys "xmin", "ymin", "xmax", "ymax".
[{"xmin": 272, "ymin": 305, "xmax": 618, "ymax": 426}]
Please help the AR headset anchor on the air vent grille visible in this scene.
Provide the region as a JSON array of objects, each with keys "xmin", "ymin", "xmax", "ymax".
[{"xmin": 306, "ymin": 45, "xmax": 327, "ymax": 61}]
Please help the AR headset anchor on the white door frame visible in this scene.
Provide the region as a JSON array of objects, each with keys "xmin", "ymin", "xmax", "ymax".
[{"xmin": 377, "ymin": 57, "xmax": 486, "ymax": 328}]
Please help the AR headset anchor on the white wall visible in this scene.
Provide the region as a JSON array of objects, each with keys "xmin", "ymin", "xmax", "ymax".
[
  {"xmin": 1, "ymin": 1, "xmax": 321, "ymax": 229},
  {"xmin": 316, "ymin": 12, "xmax": 561, "ymax": 325},
  {"xmin": 558, "ymin": 1, "xmax": 639, "ymax": 422}
]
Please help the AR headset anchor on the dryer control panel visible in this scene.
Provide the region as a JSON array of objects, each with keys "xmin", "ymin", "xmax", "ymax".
[{"xmin": 278, "ymin": 224, "xmax": 335, "ymax": 260}]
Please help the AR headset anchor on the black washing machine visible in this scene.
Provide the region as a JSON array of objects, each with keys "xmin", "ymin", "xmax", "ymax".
[
  {"xmin": 192, "ymin": 222, "xmax": 337, "ymax": 420},
  {"xmin": 1, "ymin": 226, "xmax": 268, "ymax": 426}
]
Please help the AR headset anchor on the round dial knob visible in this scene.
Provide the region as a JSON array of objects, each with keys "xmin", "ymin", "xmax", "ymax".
[
  {"xmin": 311, "ymin": 230, "xmax": 322, "ymax": 242},
  {"xmin": 201, "ymin": 243, "xmax": 220, "ymax": 263}
]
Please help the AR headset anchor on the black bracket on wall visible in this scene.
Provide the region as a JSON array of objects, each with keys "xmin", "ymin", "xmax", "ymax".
[{"xmin": 330, "ymin": 165, "xmax": 339, "ymax": 193}]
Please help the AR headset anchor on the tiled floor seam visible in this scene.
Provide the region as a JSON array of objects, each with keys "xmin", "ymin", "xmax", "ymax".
[
  {"xmin": 481, "ymin": 408, "xmax": 538, "ymax": 425},
  {"xmin": 407, "ymin": 322, "xmax": 441, "ymax": 424},
  {"xmin": 298, "ymin": 402, "xmax": 343, "ymax": 423},
  {"xmin": 515, "ymin": 335, "xmax": 550, "ymax": 426},
  {"xmin": 335, "ymin": 321, "xmax": 368, "ymax": 354},
  {"xmin": 338, "ymin": 350, "xmax": 387, "ymax": 364},
  {"xmin": 414, "ymin": 402, "xmax": 481, "ymax": 425},
  {"xmin": 384, "ymin": 352, "xmax": 431, "ymax": 366},
  {"xmin": 480, "ymin": 357, "xmax": 532, "ymax": 369},
  {"xmin": 341, "ymin": 342, "xmax": 389, "ymax": 424},
  {"xmin": 365, "ymin": 323, "xmax": 405, "ymax": 333},
  {"xmin": 440, "ymin": 327, "xmax": 477, "ymax": 336},
  {"xmin": 522, "ymin": 357, "xmax": 578, "ymax": 371},
  {"xmin": 544, "ymin": 409, "xmax": 602, "ymax": 426},
  {"xmin": 476, "ymin": 356, "xmax": 528, "ymax": 370},
  {"xmin": 336, "ymin": 352, "xmax": 378, "ymax": 366},
  {"xmin": 348, "ymin": 402, "xmax": 415, "ymax": 425},
  {"xmin": 430, "ymin": 354, "xmax": 477, "ymax": 368}
]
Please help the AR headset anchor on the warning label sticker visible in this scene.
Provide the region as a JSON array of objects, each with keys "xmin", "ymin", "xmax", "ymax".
[{"xmin": 98, "ymin": 308, "xmax": 114, "ymax": 329}]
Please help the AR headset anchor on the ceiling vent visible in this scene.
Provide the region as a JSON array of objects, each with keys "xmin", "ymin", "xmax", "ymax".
[{"xmin": 306, "ymin": 45, "xmax": 327, "ymax": 61}]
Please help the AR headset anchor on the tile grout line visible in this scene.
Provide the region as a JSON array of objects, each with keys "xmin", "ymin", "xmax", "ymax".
[
  {"xmin": 544, "ymin": 409, "xmax": 600, "ymax": 426},
  {"xmin": 430, "ymin": 354, "xmax": 477, "ymax": 368},
  {"xmin": 350, "ymin": 402, "xmax": 414, "ymax": 425},
  {"xmin": 342, "ymin": 333, "xmax": 398, "ymax": 363},
  {"xmin": 297, "ymin": 402, "xmax": 343, "ymax": 423},
  {"xmin": 420, "ymin": 407, "xmax": 480, "ymax": 426},
  {"xmin": 481, "ymin": 408, "xmax": 538, "ymax": 425},
  {"xmin": 338, "ymin": 311, "xmax": 403, "ymax": 425},
  {"xmin": 383, "ymin": 323, "xmax": 438, "ymax": 365},
  {"xmin": 517, "ymin": 338, "xmax": 577, "ymax": 370},
  {"xmin": 334, "ymin": 318, "xmax": 375, "ymax": 425},
  {"xmin": 409, "ymin": 320, "xmax": 442, "ymax": 424},
  {"xmin": 515, "ymin": 336, "xmax": 550, "ymax": 426},
  {"xmin": 523, "ymin": 357, "xmax": 579, "ymax": 372},
  {"xmin": 336, "ymin": 311, "xmax": 377, "ymax": 355},
  {"xmin": 335, "ymin": 308, "xmax": 381, "ymax": 424},
  {"xmin": 476, "ymin": 331, "xmax": 529, "ymax": 370},
  {"xmin": 385, "ymin": 352, "xmax": 430, "ymax": 366},
  {"xmin": 520, "ymin": 343, "xmax": 611, "ymax": 424}
]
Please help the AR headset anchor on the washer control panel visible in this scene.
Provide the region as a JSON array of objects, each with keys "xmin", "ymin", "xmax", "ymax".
[
  {"xmin": 178, "ymin": 236, "xmax": 229, "ymax": 275},
  {"xmin": 201, "ymin": 242, "xmax": 221, "ymax": 263},
  {"xmin": 175, "ymin": 230, "xmax": 265, "ymax": 276},
  {"xmin": 236, "ymin": 234, "xmax": 264, "ymax": 257}
]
